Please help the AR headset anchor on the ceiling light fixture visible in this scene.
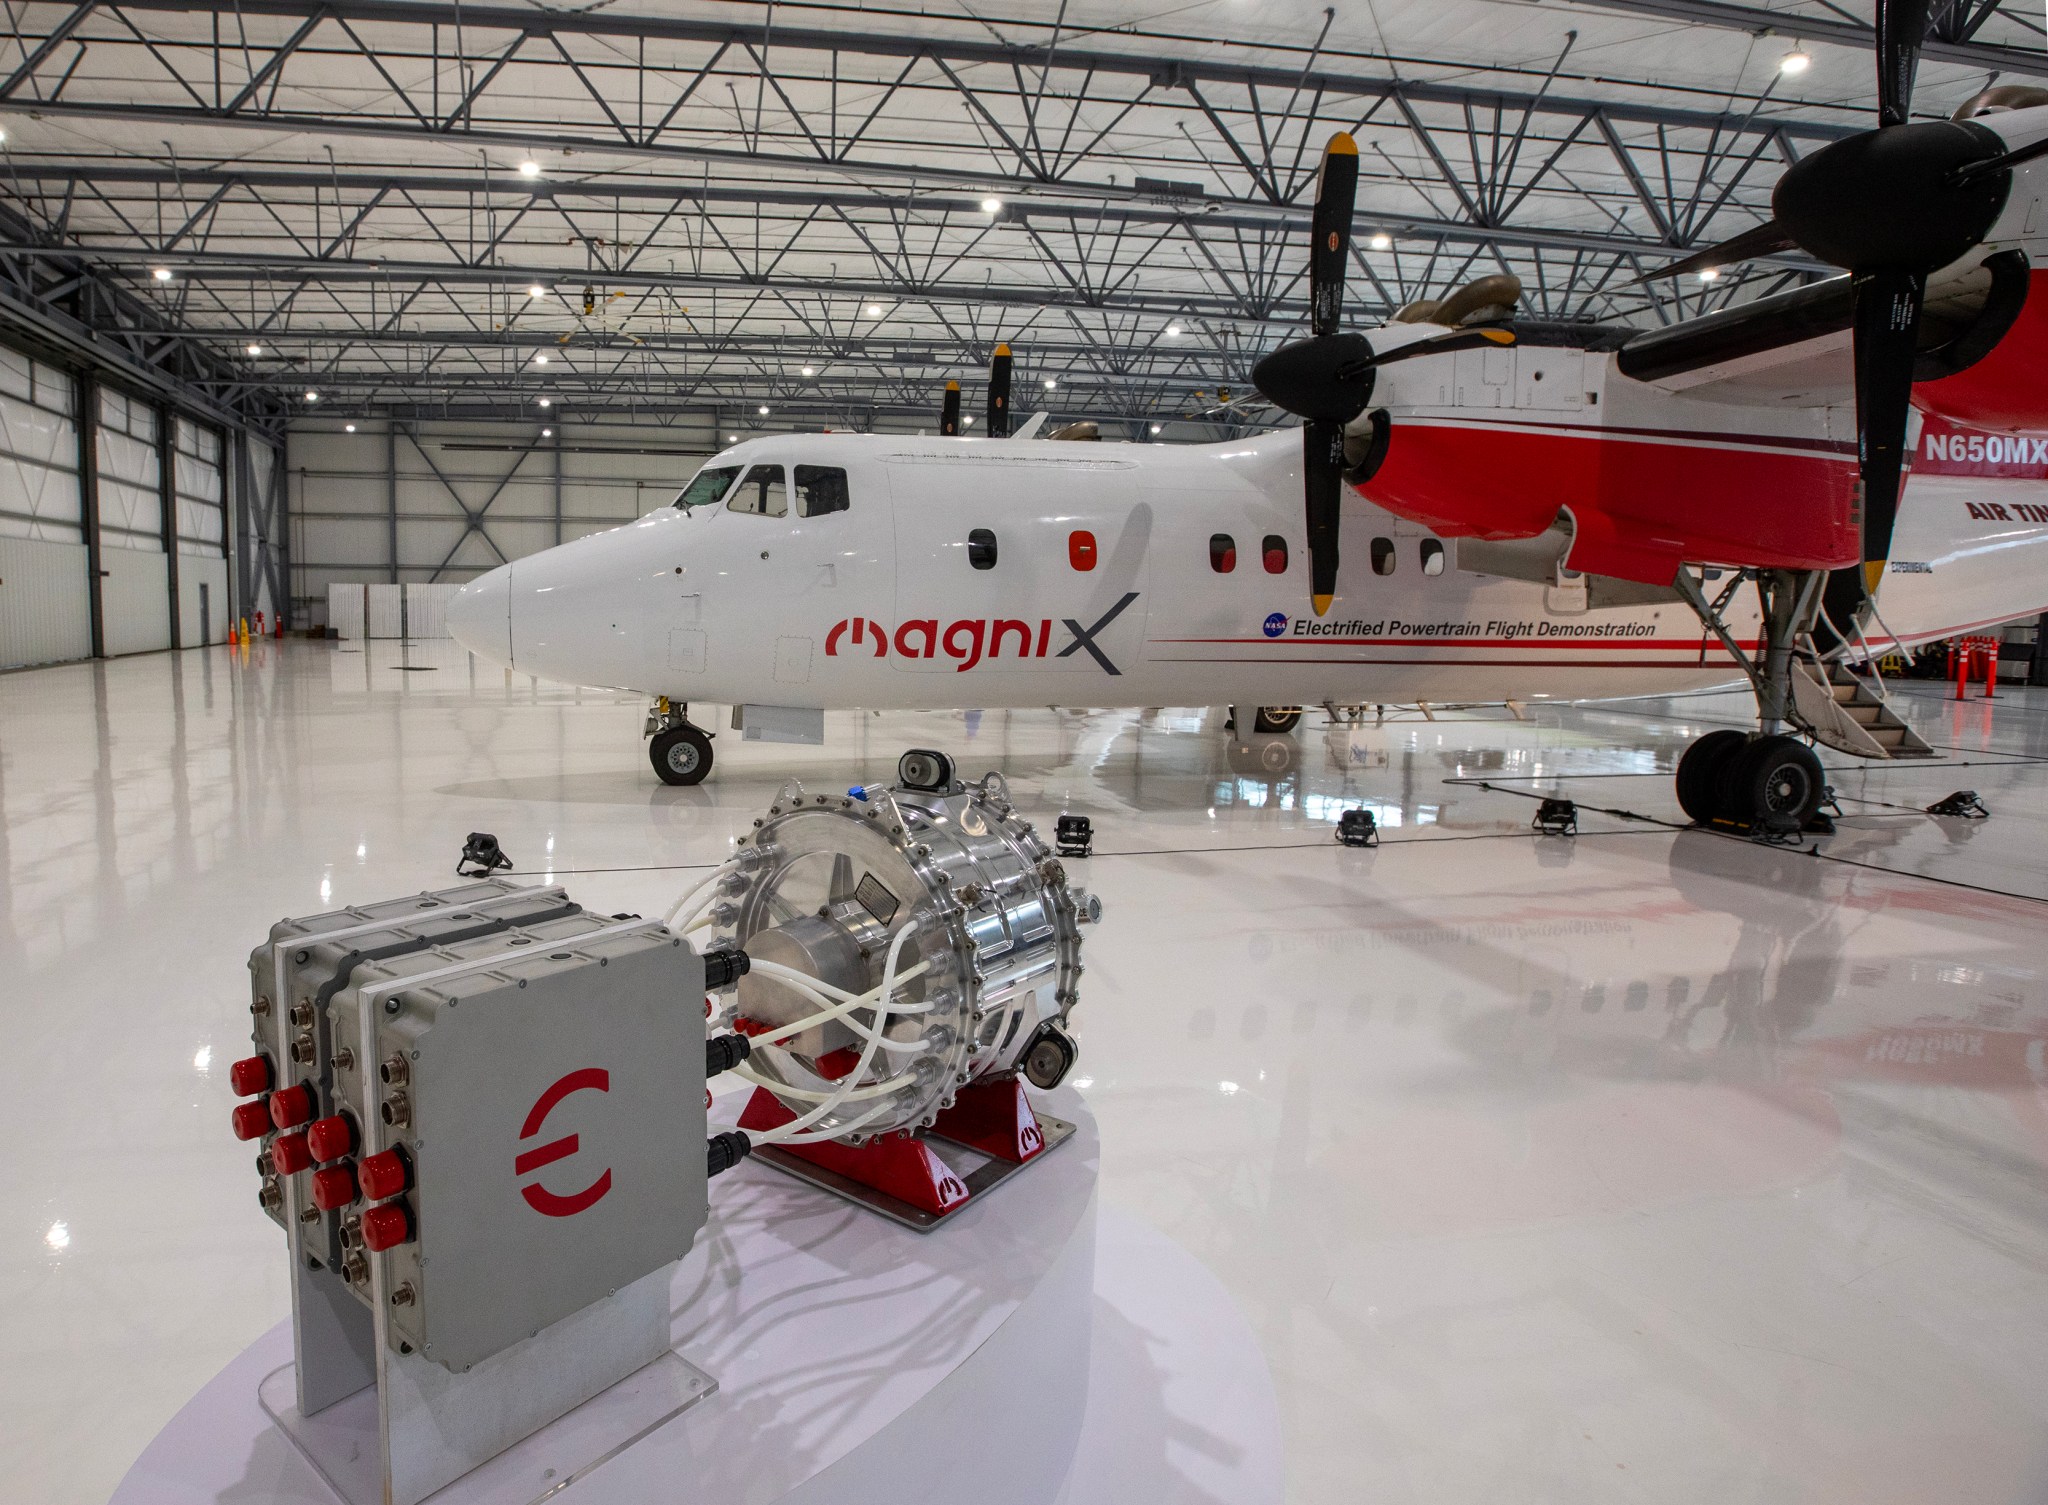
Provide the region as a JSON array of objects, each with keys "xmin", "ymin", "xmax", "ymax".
[
  {"xmin": 758, "ymin": 404, "xmax": 770, "ymax": 415},
  {"xmin": 542, "ymin": 427, "xmax": 553, "ymax": 437},
  {"xmin": 1150, "ymin": 423, "xmax": 1163, "ymax": 434},
  {"xmin": 1698, "ymin": 267, "xmax": 1722, "ymax": 282},
  {"xmin": 304, "ymin": 390, "xmax": 319, "ymax": 402},
  {"xmin": 152, "ymin": 266, "xmax": 173, "ymax": 281},
  {"xmin": 533, "ymin": 352, "xmax": 548, "ymax": 364},
  {"xmin": 1165, "ymin": 322, "xmax": 1183, "ymax": 337},
  {"xmin": 1779, "ymin": 48, "xmax": 1811, "ymax": 75},
  {"xmin": 1044, "ymin": 377, "xmax": 1057, "ymax": 389},
  {"xmin": 727, "ymin": 434, "xmax": 738, "ymax": 443},
  {"xmin": 245, "ymin": 342, "xmax": 262, "ymax": 356},
  {"xmin": 538, "ymin": 397, "xmax": 552, "ymax": 407},
  {"xmin": 1369, "ymin": 232, "xmax": 1393, "ymax": 251},
  {"xmin": 801, "ymin": 365, "xmax": 815, "ymax": 376},
  {"xmin": 345, "ymin": 423, "xmax": 357, "ymax": 432},
  {"xmin": 528, "ymin": 284, "xmax": 549, "ymax": 299},
  {"xmin": 518, "ymin": 158, "xmax": 542, "ymax": 178},
  {"xmin": 981, "ymin": 196, "xmax": 1003, "ymax": 214},
  {"xmin": 865, "ymin": 304, "xmax": 883, "ymax": 317}
]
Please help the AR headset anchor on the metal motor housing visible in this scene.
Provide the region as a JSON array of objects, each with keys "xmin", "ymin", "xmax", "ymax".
[{"xmin": 713, "ymin": 768, "xmax": 1096, "ymax": 1141}]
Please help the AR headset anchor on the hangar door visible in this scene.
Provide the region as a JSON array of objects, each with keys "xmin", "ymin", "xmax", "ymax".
[
  {"xmin": 174, "ymin": 418, "xmax": 229, "ymax": 645},
  {"xmin": 96, "ymin": 387, "xmax": 172, "ymax": 656},
  {"xmin": 0, "ymin": 348, "xmax": 89, "ymax": 670}
]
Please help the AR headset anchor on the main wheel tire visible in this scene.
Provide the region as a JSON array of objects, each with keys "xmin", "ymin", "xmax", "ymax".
[
  {"xmin": 1721, "ymin": 733, "xmax": 1824, "ymax": 831},
  {"xmin": 1674, "ymin": 729, "xmax": 1746, "ymax": 824},
  {"xmin": 1253, "ymin": 706, "xmax": 1302, "ymax": 734},
  {"xmin": 649, "ymin": 724, "xmax": 713, "ymax": 786}
]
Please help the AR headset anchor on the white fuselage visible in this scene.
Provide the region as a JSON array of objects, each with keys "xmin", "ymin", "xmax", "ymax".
[{"xmin": 445, "ymin": 426, "xmax": 2048, "ymax": 711}]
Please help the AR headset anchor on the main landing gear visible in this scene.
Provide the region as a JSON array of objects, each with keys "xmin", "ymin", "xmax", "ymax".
[
  {"xmin": 647, "ymin": 697, "xmax": 714, "ymax": 786},
  {"xmin": 1670, "ymin": 568, "xmax": 1832, "ymax": 835},
  {"xmin": 1226, "ymin": 706, "xmax": 1303, "ymax": 734}
]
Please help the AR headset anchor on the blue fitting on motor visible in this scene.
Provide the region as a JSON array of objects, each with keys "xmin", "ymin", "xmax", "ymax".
[{"xmin": 848, "ymin": 786, "xmax": 867, "ymax": 800}]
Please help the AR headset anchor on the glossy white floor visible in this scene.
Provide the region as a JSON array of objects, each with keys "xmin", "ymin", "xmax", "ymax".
[{"xmin": 7, "ymin": 638, "xmax": 2048, "ymax": 1504}]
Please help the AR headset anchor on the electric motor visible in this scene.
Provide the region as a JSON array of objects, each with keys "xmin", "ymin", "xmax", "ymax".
[{"xmin": 702, "ymin": 758, "xmax": 1099, "ymax": 1143}]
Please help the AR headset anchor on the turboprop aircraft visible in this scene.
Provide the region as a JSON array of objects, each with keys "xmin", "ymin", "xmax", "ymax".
[{"xmin": 447, "ymin": 0, "xmax": 2048, "ymax": 830}]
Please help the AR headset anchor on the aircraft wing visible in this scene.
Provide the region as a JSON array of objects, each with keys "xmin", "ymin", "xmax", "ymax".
[{"xmin": 1613, "ymin": 254, "xmax": 2024, "ymax": 408}]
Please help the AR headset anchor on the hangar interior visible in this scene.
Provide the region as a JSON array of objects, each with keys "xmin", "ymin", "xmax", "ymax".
[{"xmin": 4, "ymin": 0, "xmax": 2048, "ymax": 1502}]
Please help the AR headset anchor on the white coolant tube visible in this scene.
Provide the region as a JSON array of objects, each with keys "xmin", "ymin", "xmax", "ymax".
[{"xmin": 742, "ymin": 919, "xmax": 923, "ymax": 1145}]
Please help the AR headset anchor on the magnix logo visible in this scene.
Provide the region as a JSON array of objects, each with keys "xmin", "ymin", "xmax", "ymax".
[{"xmin": 516, "ymin": 1067, "xmax": 612, "ymax": 1217}]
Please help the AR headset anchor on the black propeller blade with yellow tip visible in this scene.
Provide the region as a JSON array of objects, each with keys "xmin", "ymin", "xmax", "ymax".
[
  {"xmin": 987, "ymin": 342, "xmax": 1013, "ymax": 438},
  {"xmin": 1252, "ymin": 132, "xmax": 1515, "ymax": 616},
  {"xmin": 1635, "ymin": 0, "xmax": 2020, "ymax": 636},
  {"xmin": 940, "ymin": 380, "xmax": 962, "ymax": 436}
]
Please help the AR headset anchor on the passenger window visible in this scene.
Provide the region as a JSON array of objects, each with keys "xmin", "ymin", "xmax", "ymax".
[
  {"xmin": 726, "ymin": 464, "xmax": 788, "ymax": 517},
  {"xmin": 1069, "ymin": 530, "xmax": 1097, "ymax": 571},
  {"xmin": 1209, "ymin": 533, "xmax": 1237, "ymax": 573},
  {"xmin": 674, "ymin": 463, "xmax": 739, "ymax": 510},
  {"xmin": 1420, "ymin": 538, "xmax": 1445, "ymax": 576},
  {"xmin": 795, "ymin": 464, "xmax": 850, "ymax": 517},
  {"xmin": 1262, "ymin": 535, "xmax": 1288, "ymax": 574},
  {"xmin": 1371, "ymin": 537, "xmax": 1396, "ymax": 575},
  {"xmin": 968, "ymin": 528, "xmax": 998, "ymax": 570}
]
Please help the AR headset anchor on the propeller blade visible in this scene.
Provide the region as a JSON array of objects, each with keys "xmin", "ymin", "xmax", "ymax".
[
  {"xmin": 987, "ymin": 342, "xmax": 1012, "ymax": 438},
  {"xmin": 940, "ymin": 380, "xmax": 961, "ymax": 436},
  {"xmin": 1309, "ymin": 133, "xmax": 1359, "ymax": 339},
  {"xmin": 1876, "ymin": 0, "xmax": 1932, "ymax": 128},
  {"xmin": 1304, "ymin": 417, "xmax": 1345, "ymax": 617},
  {"xmin": 1953, "ymin": 129, "xmax": 2048, "ymax": 184},
  {"xmin": 1635, "ymin": 220, "xmax": 1796, "ymax": 283},
  {"xmin": 1823, "ymin": 266, "xmax": 1925, "ymax": 635}
]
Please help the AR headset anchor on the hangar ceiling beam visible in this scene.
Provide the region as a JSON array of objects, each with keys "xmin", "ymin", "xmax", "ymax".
[{"xmin": 1551, "ymin": 0, "xmax": 2044, "ymax": 78}]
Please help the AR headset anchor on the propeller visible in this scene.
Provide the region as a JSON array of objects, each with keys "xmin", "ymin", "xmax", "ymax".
[
  {"xmin": 1252, "ymin": 132, "xmax": 1516, "ymax": 616},
  {"xmin": 987, "ymin": 342, "xmax": 1013, "ymax": 438},
  {"xmin": 1639, "ymin": 0, "xmax": 2019, "ymax": 632},
  {"xmin": 940, "ymin": 379, "xmax": 962, "ymax": 436}
]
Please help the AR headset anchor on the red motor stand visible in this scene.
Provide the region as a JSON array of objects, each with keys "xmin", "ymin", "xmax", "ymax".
[{"xmin": 737, "ymin": 1075, "xmax": 1049, "ymax": 1221}]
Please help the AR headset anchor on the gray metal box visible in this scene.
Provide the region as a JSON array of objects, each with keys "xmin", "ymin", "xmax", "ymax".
[{"xmin": 331, "ymin": 917, "xmax": 705, "ymax": 1372}]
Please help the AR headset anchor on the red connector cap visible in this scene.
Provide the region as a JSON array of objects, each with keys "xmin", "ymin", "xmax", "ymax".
[
  {"xmin": 361, "ymin": 1200, "xmax": 413, "ymax": 1252},
  {"xmin": 357, "ymin": 1147, "xmax": 411, "ymax": 1202},
  {"xmin": 230, "ymin": 1099, "xmax": 272, "ymax": 1141},
  {"xmin": 268, "ymin": 1083, "xmax": 315, "ymax": 1130},
  {"xmin": 307, "ymin": 1114, "xmax": 357, "ymax": 1163},
  {"xmin": 229, "ymin": 1054, "xmax": 273, "ymax": 1097},
  {"xmin": 271, "ymin": 1130, "xmax": 313, "ymax": 1176},
  {"xmin": 311, "ymin": 1163, "xmax": 358, "ymax": 1211}
]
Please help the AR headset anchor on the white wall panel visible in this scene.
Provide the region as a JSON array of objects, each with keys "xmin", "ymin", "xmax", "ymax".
[
  {"xmin": 98, "ymin": 545, "xmax": 171, "ymax": 655},
  {"xmin": 0, "ymin": 357, "xmax": 80, "ymax": 544},
  {"xmin": 328, "ymin": 583, "xmax": 366, "ymax": 640},
  {"xmin": 366, "ymin": 582, "xmax": 403, "ymax": 638},
  {"xmin": 179, "ymin": 555, "xmax": 229, "ymax": 646},
  {"xmin": 0, "ymin": 534, "xmax": 91, "ymax": 668},
  {"xmin": 403, "ymin": 582, "xmax": 457, "ymax": 638},
  {"xmin": 174, "ymin": 418, "xmax": 225, "ymax": 556},
  {"xmin": 97, "ymin": 391, "xmax": 163, "ymax": 552}
]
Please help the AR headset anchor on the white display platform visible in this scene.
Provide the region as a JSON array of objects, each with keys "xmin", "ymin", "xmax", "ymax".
[{"xmin": 113, "ymin": 1091, "xmax": 1282, "ymax": 1504}]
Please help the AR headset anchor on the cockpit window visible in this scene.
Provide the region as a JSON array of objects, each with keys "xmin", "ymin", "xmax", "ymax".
[
  {"xmin": 673, "ymin": 463, "xmax": 739, "ymax": 510},
  {"xmin": 795, "ymin": 465, "xmax": 851, "ymax": 517},
  {"xmin": 726, "ymin": 464, "xmax": 788, "ymax": 518}
]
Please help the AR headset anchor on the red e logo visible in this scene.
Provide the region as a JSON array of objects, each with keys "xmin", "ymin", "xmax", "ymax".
[{"xmin": 516, "ymin": 1068, "xmax": 612, "ymax": 1217}]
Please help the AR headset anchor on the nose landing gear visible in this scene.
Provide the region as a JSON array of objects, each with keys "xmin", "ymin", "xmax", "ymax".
[{"xmin": 646, "ymin": 698, "xmax": 715, "ymax": 786}]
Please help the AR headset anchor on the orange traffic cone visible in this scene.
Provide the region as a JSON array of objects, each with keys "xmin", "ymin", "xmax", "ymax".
[{"xmin": 228, "ymin": 621, "xmax": 238, "ymax": 647}]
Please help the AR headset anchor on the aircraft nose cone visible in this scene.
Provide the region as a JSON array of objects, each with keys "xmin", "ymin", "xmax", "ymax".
[{"xmin": 448, "ymin": 563, "xmax": 513, "ymax": 667}]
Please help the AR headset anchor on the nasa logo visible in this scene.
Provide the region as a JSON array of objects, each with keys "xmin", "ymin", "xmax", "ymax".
[
  {"xmin": 1262, "ymin": 612, "xmax": 1289, "ymax": 639},
  {"xmin": 515, "ymin": 1067, "xmax": 613, "ymax": 1218}
]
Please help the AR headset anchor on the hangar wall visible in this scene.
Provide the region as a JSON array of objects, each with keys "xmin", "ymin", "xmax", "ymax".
[
  {"xmin": 0, "ymin": 339, "xmax": 260, "ymax": 671},
  {"xmin": 287, "ymin": 417, "xmax": 733, "ymax": 627}
]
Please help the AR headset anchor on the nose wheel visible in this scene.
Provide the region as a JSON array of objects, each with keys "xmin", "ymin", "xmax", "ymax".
[
  {"xmin": 649, "ymin": 719, "xmax": 714, "ymax": 786},
  {"xmin": 1675, "ymin": 731, "xmax": 1824, "ymax": 831}
]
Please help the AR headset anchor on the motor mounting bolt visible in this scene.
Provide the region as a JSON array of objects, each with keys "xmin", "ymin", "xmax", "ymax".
[
  {"xmin": 332, "ymin": 1047, "xmax": 354, "ymax": 1070},
  {"xmin": 391, "ymin": 1282, "xmax": 416, "ymax": 1307},
  {"xmin": 252, "ymin": 995, "xmax": 271, "ymax": 1017}
]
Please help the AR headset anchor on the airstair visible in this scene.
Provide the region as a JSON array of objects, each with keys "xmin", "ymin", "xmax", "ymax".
[{"xmin": 1791, "ymin": 658, "xmax": 1935, "ymax": 758}]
